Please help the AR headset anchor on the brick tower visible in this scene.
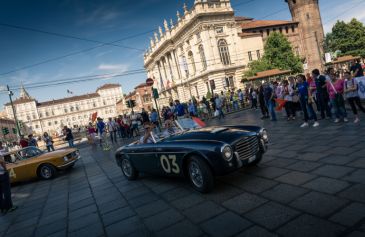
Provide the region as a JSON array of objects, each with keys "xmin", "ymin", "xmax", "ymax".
[{"xmin": 286, "ymin": 0, "xmax": 325, "ymax": 72}]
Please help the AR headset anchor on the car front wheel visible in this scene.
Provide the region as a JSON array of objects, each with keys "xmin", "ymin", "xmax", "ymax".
[
  {"xmin": 187, "ymin": 156, "xmax": 214, "ymax": 193},
  {"xmin": 38, "ymin": 164, "xmax": 56, "ymax": 180},
  {"xmin": 120, "ymin": 158, "xmax": 139, "ymax": 180}
]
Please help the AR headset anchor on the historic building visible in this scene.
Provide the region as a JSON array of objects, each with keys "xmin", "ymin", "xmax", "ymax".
[
  {"xmin": 4, "ymin": 84, "xmax": 124, "ymax": 135},
  {"xmin": 117, "ymin": 83, "xmax": 153, "ymax": 114},
  {"xmin": 144, "ymin": 0, "xmax": 264, "ymax": 105},
  {"xmin": 143, "ymin": 0, "xmax": 325, "ymax": 105}
]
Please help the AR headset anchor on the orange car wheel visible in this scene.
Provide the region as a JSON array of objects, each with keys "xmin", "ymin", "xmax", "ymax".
[{"xmin": 38, "ymin": 164, "xmax": 57, "ymax": 180}]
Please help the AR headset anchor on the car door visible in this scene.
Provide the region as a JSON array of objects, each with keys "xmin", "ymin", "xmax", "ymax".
[
  {"xmin": 127, "ymin": 143, "xmax": 159, "ymax": 173},
  {"xmin": 155, "ymin": 141, "xmax": 185, "ymax": 177}
]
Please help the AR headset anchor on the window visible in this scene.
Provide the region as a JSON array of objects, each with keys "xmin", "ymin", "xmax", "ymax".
[
  {"xmin": 181, "ymin": 55, "xmax": 189, "ymax": 77},
  {"xmin": 48, "ymin": 121, "xmax": 52, "ymax": 126},
  {"xmin": 279, "ymin": 27, "xmax": 282, "ymax": 33},
  {"xmin": 229, "ymin": 76, "xmax": 234, "ymax": 88},
  {"xmin": 285, "ymin": 27, "xmax": 289, "ymax": 34},
  {"xmin": 188, "ymin": 51, "xmax": 196, "ymax": 75},
  {"xmin": 292, "ymin": 26, "xmax": 295, "ymax": 33},
  {"xmin": 225, "ymin": 77, "xmax": 229, "ymax": 87},
  {"xmin": 26, "ymin": 115, "xmax": 30, "ymax": 121},
  {"xmin": 218, "ymin": 39, "xmax": 231, "ymax": 65},
  {"xmin": 209, "ymin": 80, "xmax": 216, "ymax": 90},
  {"xmin": 215, "ymin": 27, "xmax": 223, "ymax": 34},
  {"xmin": 35, "ymin": 125, "xmax": 39, "ymax": 129},
  {"xmin": 206, "ymin": 82, "xmax": 210, "ymax": 92},
  {"xmin": 266, "ymin": 29, "xmax": 270, "ymax": 36},
  {"xmin": 39, "ymin": 112, "xmax": 43, "ymax": 118},
  {"xmin": 256, "ymin": 50, "xmax": 261, "ymax": 59},
  {"xmin": 64, "ymin": 108, "xmax": 68, "ymax": 113},
  {"xmin": 248, "ymin": 51, "xmax": 253, "ymax": 61},
  {"xmin": 45, "ymin": 111, "xmax": 49, "ymax": 117},
  {"xmin": 199, "ymin": 45, "xmax": 207, "ymax": 70},
  {"xmin": 93, "ymin": 102, "xmax": 96, "ymax": 107},
  {"xmin": 273, "ymin": 28, "xmax": 276, "ymax": 32},
  {"xmin": 54, "ymin": 121, "xmax": 58, "ymax": 125}
]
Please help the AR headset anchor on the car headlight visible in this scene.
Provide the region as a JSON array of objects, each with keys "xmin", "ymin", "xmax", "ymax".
[
  {"xmin": 260, "ymin": 128, "xmax": 268, "ymax": 142},
  {"xmin": 221, "ymin": 145, "xmax": 233, "ymax": 161},
  {"xmin": 63, "ymin": 156, "xmax": 69, "ymax": 162}
]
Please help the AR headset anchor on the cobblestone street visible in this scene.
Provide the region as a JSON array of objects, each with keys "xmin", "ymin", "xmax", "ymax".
[{"xmin": 1, "ymin": 110, "xmax": 365, "ymax": 237}]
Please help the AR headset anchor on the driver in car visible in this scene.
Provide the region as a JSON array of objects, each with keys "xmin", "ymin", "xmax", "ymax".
[{"xmin": 139, "ymin": 123, "xmax": 155, "ymax": 144}]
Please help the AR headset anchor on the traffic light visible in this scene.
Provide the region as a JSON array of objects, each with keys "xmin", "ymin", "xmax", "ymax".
[
  {"xmin": 12, "ymin": 128, "xmax": 17, "ymax": 134},
  {"xmin": 2, "ymin": 127, "xmax": 9, "ymax": 135},
  {"xmin": 125, "ymin": 100, "xmax": 136, "ymax": 108},
  {"xmin": 152, "ymin": 88, "xmax": 159, "ymax": 99}
]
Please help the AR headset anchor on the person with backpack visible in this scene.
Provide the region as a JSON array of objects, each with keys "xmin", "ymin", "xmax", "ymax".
[{"xmin": 344, "ymin": 71, "xmax": 365, "ymax": 123}]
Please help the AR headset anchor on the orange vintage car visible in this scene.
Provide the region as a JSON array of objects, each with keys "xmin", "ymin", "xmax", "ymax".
[{"xmin": 4, "ymin": 146, "xmax": 80, "ymax": 183}]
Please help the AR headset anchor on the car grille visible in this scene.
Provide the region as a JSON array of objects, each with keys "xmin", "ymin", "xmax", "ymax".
[
  {"xmin": 67, "ymin": 151, "xmax": 79, "ymax": 159},
  {"xmin": 234, "ymin": 136, "xmax": 259, "ymax": 160}
]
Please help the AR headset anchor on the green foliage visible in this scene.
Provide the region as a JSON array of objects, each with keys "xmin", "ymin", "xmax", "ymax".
[
  {"xmin": 244, "ymin": 32, "xmax": 303, "ymax": 77},
  {"xmin": 325, "ymin": 18, "xmax": 365, "ymax": 57}
]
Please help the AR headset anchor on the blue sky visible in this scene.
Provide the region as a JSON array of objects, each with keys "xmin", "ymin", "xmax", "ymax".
[{"xmin": 1, "ymin": 0, "xmax": 364, "ymax": 107}]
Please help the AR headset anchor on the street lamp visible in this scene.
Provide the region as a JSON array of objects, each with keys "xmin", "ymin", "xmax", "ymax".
[{"xmin": 6, "ymin": 85, "xmax": 22, "ymax": 137}]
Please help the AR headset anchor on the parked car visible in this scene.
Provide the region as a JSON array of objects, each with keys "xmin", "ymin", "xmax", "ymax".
[{"xmin": 115, "ymin": 118, "xmax": 268, "ymax": 193}]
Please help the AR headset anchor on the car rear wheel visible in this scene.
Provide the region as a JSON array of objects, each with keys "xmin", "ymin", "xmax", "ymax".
[
  {"xmin": 187, "ymin": 156, "xmax": 214, "ymax": 193},
  {"xmin": 121, "ymin": 158, "xmax": 138, "ymax": 180},
  {"xmin": 38, "ymin": 164, "xmax": 56, "ymax": 180}
]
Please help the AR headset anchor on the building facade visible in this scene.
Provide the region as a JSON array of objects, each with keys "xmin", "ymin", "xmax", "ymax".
[
  {"xmin": 4, "ymin": 84, "xmax": 124, "ymax": 135},
  {"xmin": 117, "ymin": 83, "xmax": 153, "ymax": 114},
  {"xmin": 144, "ymin": 0, "xmax": 264, "ymax": 106},
  {"xmin": 143, "ymin": 0, "xmax": 325, "ymax": 106}
]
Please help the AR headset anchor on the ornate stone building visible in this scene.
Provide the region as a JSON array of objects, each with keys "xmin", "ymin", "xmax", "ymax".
[
  {"xmin": 4, "ymin": 84, "xmax": 124, "ymax": 135},
  {"xmin": 144, "ymin": 0, "xmax": 264, "ymax": 105},
  {"xmin": 143, "ymin": 0, "xmax": 325, "ymax": 105}
]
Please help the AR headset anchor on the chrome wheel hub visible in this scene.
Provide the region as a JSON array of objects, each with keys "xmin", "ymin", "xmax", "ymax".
[
  {"xmin": 189, "ymin": 162, "xmax": 203, "ymax": 188},
  {"xmin": 122, "ymin": 159, "xmax": 132, "ymax": 177},
  {"xmin": 41, "ymin": 167, "xmax": 51, "ymax": 178}
]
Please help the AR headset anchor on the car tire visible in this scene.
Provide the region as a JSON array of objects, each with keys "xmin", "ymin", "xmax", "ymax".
[
  {"xmin": 120, "ymin": 157, "xmax": 139, "ymax": 180},
  {"xmin": 246, "ymin": 152, "xmax": 263, "ymax": 167},
  {"xmin": 187, "ymin": 156, "xmax": 214, "ymax": 193},
  {"xmin": 38, "ymin": 164, "xmax": 57, "ymax": 180}
]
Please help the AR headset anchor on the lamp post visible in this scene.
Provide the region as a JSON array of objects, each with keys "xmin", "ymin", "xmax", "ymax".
[{"xmin": 7, "ymin": 85, "xmax": 22, "ymax": 137}]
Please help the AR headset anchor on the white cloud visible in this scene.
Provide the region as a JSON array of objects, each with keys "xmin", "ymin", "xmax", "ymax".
[{"xmin": 97, "ymin": 63, "xmax": 129, "ymax": 71}]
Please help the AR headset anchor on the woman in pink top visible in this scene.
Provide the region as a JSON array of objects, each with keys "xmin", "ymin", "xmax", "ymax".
[{"xmin": 327, "ymin": 72, "xmax": 348, "ymax": 123}]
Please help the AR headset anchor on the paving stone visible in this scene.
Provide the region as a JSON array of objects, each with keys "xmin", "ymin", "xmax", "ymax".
[
  {"xmin": 5, "ymin": 226, "xmax": 35, "ymax": 237},
  {"xmin": 320, "ymin": 155, "xmax": 357, "ymax": 165},
  {"xmin": 200, "ymin": 212, "xmax": 252, "ymax": 237},
  {"xmin": 275, "ymin": 171, "xmax": 316, "ymax": 185},
  {"xmin": 47, "ymin": 230, "xmax": 67, "ymax": 237},
  {"xmin": 144, "ymin": 208, "xmax": 184, "ymax": 232},
  {"xmin": 339, "ymin": 184, "xmax": 365, "ymax": 203},
  {"xmin": 105, "ymin": 216, "xmax": 145, "ymax": 237},
  {"xmin": 236, "ymin": 225, "xmax": 278, "ymax": 237},
  {"xmin": 35, "ymin": 219, "xmax": 67, "ymax": 237},
  {"xmin": 97, "ymin": 198, "xmax": 128, "ymax": 215},
  {"xmin": 128, "ymin": 193, "xmax": 160, "ymax": 208},
  {"xmin": 160, "ymin": 187, "xmax": 191, "ymax": 201},
  {"xmin": 223, "ymin": 192, "xmax": 268, "ymax": 214},
  {"xmin": 347, "ymin": 158, "xmax": 365, "ymax": 168},
  {"xmin": 286, "ymin": 161, "xmax": 322, "ymax": 172},
  {"xmin": 297, "ymin": 152, "xmax": 328, "ymax": 161},
  {"xmin": 183, "ymin": 201, "xmax": 225, "ymax": 223},
  {"xmin": 328, "ymin": 147, "xmax": 356, "ymax": 156},
  {"xmin": 303, "ymin": 177, "xmax": 350, "ymax": 194},
  {"xmin": 246, "ymin": 202, "xmax": 299, "ymax": 230},
  {"xmin": 155, "ymin": 220, "xmax": 202, "ymax": 237},
  {"xmin": 232, "ymin": 175, "xmax": 278, "ymax": 194},
  {"xmin": 276, "ymin": 214, "xmax": 344, "ymax": 237},
  {"xmin": 346, "ymin": 231, "xmax": 365, "ymax": 237},
  {"xmin": 6, "ymin": 216, "xmax": 38, "ymax": 233},
  {"xmin": 308, "ymin": 146, "xmax": 331, "ymax": 153},
  {"xmin": 171, "ymin": 194, "xmax": 205, "ymax": 210},
  {"xmin": 69, "ymin": 204, "xmax": 98, "ymax": 220},
  {"xmin": 312, "ymin": 164, "xmax": 355, "ymax": 179},
  {"xmin": 290, "ymin": 191, "xmax": 348, "ymax": 218},
  {"xmin": 68, "ymin": 222, "xmax": 104, "ymax": 237},
  {"xmin": 329, "ymin": 202, "xmax": 365, "ymax": 227},
  {"xmin": 101, "ymin": 206, "xmax": 135, "ymax": 226},
  {"xmin": 265, "ymin": 158, "xmax": 297, "ymax": 168},
  {"xmin": 68, "ymin": 213, "xmax": 101, "ymax": 232},
  {"xmin": 262, "ymin": 184, "xmax": 309, "ymax": 204},
  {"xmin": 135, "ymin": 200, "xmax": 170, "ymax": 218},
  {"xmin": 248, "ymin": 167, "xmax": 290, "ymax": 179},
  {"xmin": 343, "ymin": 169, "xmax": 365, "ymax": 184}
]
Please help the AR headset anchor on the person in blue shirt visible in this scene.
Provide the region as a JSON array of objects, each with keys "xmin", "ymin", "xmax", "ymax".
[
  {"xmin": 96, "ymin": 117, "xmax": 106, "ymax": 146},
  {"xmin": 175, "ymin": 100, "xmax": 185, "ymax": 118},
  {"xmin": 263, "ymin": 82, "xmax": 277, "ymax": 121},
  {"xmin": 188, "ymin": 100, "xmax": 197, "ymax": 117},
  {"xmin": 312, "ymin": 68, "xmax": 331, "ymax": 119},
  {"xmin": 297, "ymin": 74, "xmax": 319, "ymax": 128}
]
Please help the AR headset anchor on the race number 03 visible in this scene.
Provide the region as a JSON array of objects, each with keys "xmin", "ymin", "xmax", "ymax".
[{"xmin": 160, "ymin": 155, "xmax": 180, "ymax": 174}]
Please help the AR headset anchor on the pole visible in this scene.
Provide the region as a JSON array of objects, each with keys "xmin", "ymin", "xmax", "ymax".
[
  {"xmin": 7, "ymin": 85, "xmax": 22, "ymax": 137},
  {"xmin": 154, "ymin": 97, "xmax": 162, "ymax": 132}
]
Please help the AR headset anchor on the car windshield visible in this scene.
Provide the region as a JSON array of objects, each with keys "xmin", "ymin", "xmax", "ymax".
[
  {"xmin": 17, "ymin": 147, "xmax": 44, "ymax": 159},
  {"xmin": 175, "ymin": 118, "xmax": 201, "ymax": 131}
]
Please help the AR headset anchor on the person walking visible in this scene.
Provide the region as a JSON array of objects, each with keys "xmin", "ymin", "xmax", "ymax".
[
  {"xmin": 96, "ymin": 118, "xmax": 106, "ymax": 145},
  {"xmin": 264, "ymin": 82, "xmax": 277, "ymax": 121},
  {"xmin": 0, "ymin": 141, "xmax": 17, "ymax": 214},
  {"xmin": 141, "ymin": 108, "xmax": 150, "ymax": 124},
  {"xmin": 258, "ymin": 85, "xmax": 269, "ymax": 119},
  {"xmin": 343, "ymin": 71, "xmax": 365, "ymax": 123},
  {"xmin": 297, "ymin": 74, "xmax": 319, "ymax": 127},
  {"xmin": 214, "ymin": 94, "xmax": 225, "ymax": 119},
  {"xmin": 64, "ymin": 126, "xmax": 74, "ymax": 147},
  {"xmin": 107, "ymin": 118, "xmax": 117, "ymax": 143},
  {"xmin": 282, "ymin": 80, "xmax": 295, "ymax": 120},
  {"xmin": 87, "ymin": 122, "xmax": 97, "ymax": 144},
  {"xmin": 251, "ymin": 89, "xmax": 258, "ymax": 109},
  {"xmin": 43, "ymin": 132, "xmax": 55, "ymax": 152},
  {"xmin": 327, "ymin": 71, "xmax": 348, "ymax": 123}
]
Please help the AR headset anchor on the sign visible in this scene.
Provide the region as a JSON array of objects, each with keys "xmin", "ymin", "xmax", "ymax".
[
  {"xmin": 355, "ymin": 76, "xmax": 365, "ymax": 99},
  {"xmin": 146, "ymin": 78, "xmax": 154, "ymax": 86},
  {"xmin": 325, "ymin": 53, "xmax": 332, "ymax": 63}
]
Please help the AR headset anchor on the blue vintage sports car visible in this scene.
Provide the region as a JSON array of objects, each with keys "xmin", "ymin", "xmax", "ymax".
[{"xmin": 115, "ymin": 118, "xmax": 268, "ymax": 193}]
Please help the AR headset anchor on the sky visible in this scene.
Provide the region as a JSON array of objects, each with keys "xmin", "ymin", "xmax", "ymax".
[{"xmin": 1, "ymin": 0, "xmax": 365, "ymax": 107}]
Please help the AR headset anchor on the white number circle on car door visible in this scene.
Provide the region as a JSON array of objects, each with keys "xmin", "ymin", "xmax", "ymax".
[{"xmin": 160, "ymin": 155, "xmax": 180, "ymax": 174}]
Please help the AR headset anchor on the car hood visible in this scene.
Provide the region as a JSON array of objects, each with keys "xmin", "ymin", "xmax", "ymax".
[
  {"xmin": 39, "ymin": 148, "xmax": 77, "ymax": 158},
  {"xmin": 165, "ymin": 126, "xmax": 257, "ymax": 144}
]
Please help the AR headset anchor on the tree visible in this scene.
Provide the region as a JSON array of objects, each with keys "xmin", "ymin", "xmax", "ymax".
[
  {"xmin": 325, "ymin": 18, "xmax": 365, "ymax": 57},
  {"xmin": 244, "ymin": 32, "xmax": 303, "ymax": 77}
]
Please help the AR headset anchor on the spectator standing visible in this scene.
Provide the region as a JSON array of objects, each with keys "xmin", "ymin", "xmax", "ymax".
[
  {"xmin": 130, "ymin": 112, "xmax": 139, "ymax": 137},
  {"xmin": 259, "ymin": 85, "xmax": 269, "ymax": 119},
  {"xmin": 215, "ymin": 94, "xmax": 225, "ymax": 119},
  {"xmin": 251, "ymin": 89, "xmax": 258, "ymax": 109},
  {"xmin": 175, "ymin": 100, "xmax": 185, "ymax": 119},
  {"xmin": 312, "ymin": 69, "xmax": 331, "ymax": 119},
  {"xmin": 282, "ymin": 80, "xmax": 295, "ymax": 120},
  {"xmin": 263, "ymin": 82, "xmax": 277, "ymax": 121},
  {"xmin": 63, "ymin": 126, "xmax": 74, "ymax": 147},
  {"xmin": 350, "ymin": 59, "xmax": 364, "ymax": 77},
  {"xmin": 188, "ymin": 100, "xmax": 197, "ymax": 117},
  {"xmin": 28, "ymin": 134, "xmax": 38, "ymax": 147},
  {"xmin": 344, "ymin": 71, "xmax": 365, "ymax": 123},
  {"xmin": 297, "ymin": 74, "xmax": 319, "ymax": 127},
  {"xmin": 0, "ymin": 141, "xmax": 17, "ymax": 214},
  {"xmin": 19, "ymin": 135, "xmax": 28, "ymax": 148},
  {"xmin": 43, "ymin": 132, "xmax": 55, "ymax": 152},
  {"xmin": 87, "ymin": 122, "xmax": 97, "ymax": 144},
  {"xmin": 327, "ymin": 72, "xmax": 348, "ymax": 123},
  {"xmin": 107, "ymin": 118, "xmax": 117, "ymax": 143},
  {"xmin": 238, "ymin": 89, "xmax": 245, "ymax": 108},
  {"xmin": 141, "ymin": 108, "xmax": 150, "ymax": 124}
]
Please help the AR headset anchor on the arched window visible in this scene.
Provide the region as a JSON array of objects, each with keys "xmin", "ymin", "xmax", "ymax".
[
  {"xmin": 188, "ymin": 51, "xmax": 196, "ymax": 75},
  {"xmin": 218, "ymin": 39, "xmax": 231, "ymax": 65},
  {"xmin": 199, "ymin": 45, "xmax": 207, "ymax": 70}
]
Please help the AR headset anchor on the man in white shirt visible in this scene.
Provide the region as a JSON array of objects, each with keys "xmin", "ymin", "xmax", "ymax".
[
  {"xmin": 107, "ymin": 118, "xmax": 117, "ymax": 143},
  {"xmin": 0, "ymin": 141, "xmax": 17, "ymax": 214}
]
